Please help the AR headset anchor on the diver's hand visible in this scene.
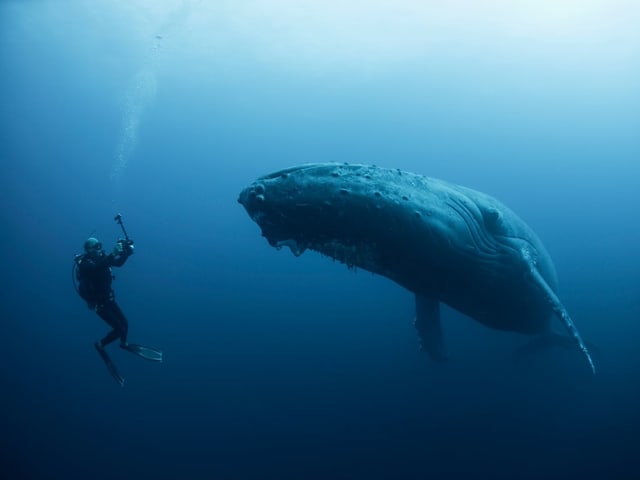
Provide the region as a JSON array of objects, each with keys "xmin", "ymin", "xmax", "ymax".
[
  {"xmin": 116, "ymin": 239, "xmax": 135, "ymax": 255},
  {"xmin": 124, "ymin": 239, "xmax": 135, "ymax": 255}
]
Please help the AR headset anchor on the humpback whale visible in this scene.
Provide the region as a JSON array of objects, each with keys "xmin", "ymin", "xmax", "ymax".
[{"xmin": 238, "ymin": 163, "xmax": 595, "ymax": 373}]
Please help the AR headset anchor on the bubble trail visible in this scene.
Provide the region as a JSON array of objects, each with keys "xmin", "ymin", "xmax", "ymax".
[{"xmin": 111, "ymin": 69, "xmax": 157, "ymax": 182}]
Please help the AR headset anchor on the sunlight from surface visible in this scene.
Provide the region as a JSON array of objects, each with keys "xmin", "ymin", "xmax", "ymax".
[
  {"xmin": 105, "ymin": 0, "xmax": 640, "ymax": 71},
  {"xmin": 5, "ymin": 0, "xmax": 638, "ymax": 76}
]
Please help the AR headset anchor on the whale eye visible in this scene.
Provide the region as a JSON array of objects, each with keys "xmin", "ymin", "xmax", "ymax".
[
  {"xmin": 255, "ymin": 184, "xmax": 265, "ymax": 194},
  {"xmin": 482, "ymin": 207, "xmax": 504, "ymax": 233}
]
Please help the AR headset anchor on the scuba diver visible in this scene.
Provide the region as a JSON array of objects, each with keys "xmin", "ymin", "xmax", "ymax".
[{"xmin": 73, "ymin": 214, "xmax": 162, "ymax": 387}]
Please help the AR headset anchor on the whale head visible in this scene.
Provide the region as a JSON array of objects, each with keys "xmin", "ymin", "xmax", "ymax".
[{"xmin": 238, "ymin": 164, "xmax": 331, "ymax": 256}]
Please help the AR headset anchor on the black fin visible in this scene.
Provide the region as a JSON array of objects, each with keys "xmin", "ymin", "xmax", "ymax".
[
  {"xmin": 121, "ymin": 343, "xmax": 163, "ymax": 362},
  {"xmin": 95, "ymin": 342, "xmax": 125, "ymax": 387}
]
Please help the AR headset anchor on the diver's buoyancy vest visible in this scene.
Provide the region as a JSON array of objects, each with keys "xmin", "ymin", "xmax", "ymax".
[{"xmin": 74, "ymin": 254, "xmax": 114, "ymax": 303}]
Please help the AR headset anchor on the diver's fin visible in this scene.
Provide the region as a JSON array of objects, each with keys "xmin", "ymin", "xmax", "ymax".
[
  {"xmin": 414, "ymin": 294, "xmax": 448, "ymax": 362},
  {"xmin": 121, "ymin": 343, "xmax": 163, "ymax": 362},
  {"xmin": 95, "ymin": 342, "xmax": 125, "ymax": 387},
  {"xmin": 527, "ymin": 263, "xmax": 596, "ymax": 374}
]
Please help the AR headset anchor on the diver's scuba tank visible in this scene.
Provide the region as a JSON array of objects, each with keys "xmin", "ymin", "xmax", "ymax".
[{"xmin": 71, "ymin": 254, "xmax": 82, "ymax": 295}]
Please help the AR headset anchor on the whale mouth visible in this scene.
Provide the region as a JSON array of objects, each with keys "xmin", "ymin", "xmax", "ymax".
[
  {"xmin": 274, "ymin": 239, "xmax": 306, "ymax": 256},
  {"xmin": 250, "ymin": 214, "xmax": 299, "ymax": 252}
]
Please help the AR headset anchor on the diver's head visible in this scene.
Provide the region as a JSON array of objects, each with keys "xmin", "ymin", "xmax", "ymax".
[{"xmin": 84, "ymin": 237, "xmax": 103, "ymax": 255}]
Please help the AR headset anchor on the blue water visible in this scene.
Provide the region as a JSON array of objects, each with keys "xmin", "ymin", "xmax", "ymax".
[{"xmin": 2, "ymin": 1, "xmax": 639, "ymax": 478}]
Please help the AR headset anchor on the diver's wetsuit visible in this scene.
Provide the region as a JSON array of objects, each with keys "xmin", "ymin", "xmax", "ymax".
[{"xmin": 76, "ymin": 249, "xmax": 131, "ymax": 347}]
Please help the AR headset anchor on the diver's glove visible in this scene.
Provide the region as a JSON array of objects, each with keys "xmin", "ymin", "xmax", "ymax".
[
  {"xmin": 115, "ymin": 238, "xmax": 135, "ymax": 256},
  {"xmin": 125, "ymin": 239, "xmax": 135, "ymax": 255}
]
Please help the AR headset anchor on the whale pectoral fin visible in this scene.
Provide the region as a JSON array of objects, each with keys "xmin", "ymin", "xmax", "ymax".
[
  {"xmin": 514, "ymin": 333, "xmax": 601, "ymax": 365},
  {"xmin": 414, "ymin": 294, "xmax": 448, "ymax": 362},
  {"xmin": 528, "ymin": 265, "xmax": 596, "ymax": 374}
]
